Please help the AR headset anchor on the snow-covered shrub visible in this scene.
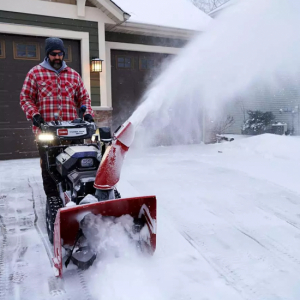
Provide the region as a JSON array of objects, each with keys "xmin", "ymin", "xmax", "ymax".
[
  {"xmin": 207, "ymin": 115, "xmax": 234, "ymax": 143},
  {"xmin": 242, "ymin": 110, "xmax": 275, "ymax": 135}
]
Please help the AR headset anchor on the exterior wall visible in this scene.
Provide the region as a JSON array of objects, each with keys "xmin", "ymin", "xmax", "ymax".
[{"xmin": 94, "ymin": 109, "xmax": 113, "ymax": 128}]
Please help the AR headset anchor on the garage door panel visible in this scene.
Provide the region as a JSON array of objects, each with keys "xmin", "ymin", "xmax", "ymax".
[
  {"xmin": 0, "ymin": 128, "xmax": 38, "ymax": 159},
  {"xmin": 0, "ymin": 75, "xmax": 9, "ymax": 91},
  {"xmin": 111, "ymin": 50, "xmax": 173, "ymax": 128},
  {"xmin": 0, "ymin": 102, "xmax": 29, "ymax": 127}
]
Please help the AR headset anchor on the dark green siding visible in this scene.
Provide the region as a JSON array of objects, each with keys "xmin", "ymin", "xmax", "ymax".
[
  {"xmin": 0, "ymin": 10, "xmax": 100, "ymax": 106},
  {"xmin": 105, "ymin": 32, "xmax": 188, "ymax": 48}
]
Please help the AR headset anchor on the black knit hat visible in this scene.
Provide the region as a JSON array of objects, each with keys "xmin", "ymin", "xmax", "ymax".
[{"xmin": 45, "ymin": 37, "xmax": 65, "ymax": 57}]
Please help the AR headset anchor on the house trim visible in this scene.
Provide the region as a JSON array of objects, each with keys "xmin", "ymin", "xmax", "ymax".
[
  {"xmin": 0, "ymin": 23, "xmax": 91, "ymax": 95},
  {"xmin": 109, "ymin": 22, "xmax": 198, "ymax": 39},
  {"xmin": 89, "ymin": 0, "xmax": 129, "ymax": 22},
  {"xmin": 104, "ymin": 41, "xmax": 180, "ymax": 107},
  {"xmin": 0, "ymin": 0, "xmax": 114, "ymax": 24}
]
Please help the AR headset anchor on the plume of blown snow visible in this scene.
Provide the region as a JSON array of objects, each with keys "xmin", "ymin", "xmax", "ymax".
[{"xmin": 129, "ymin": 0, "xmax": 300, "ymax": 146}]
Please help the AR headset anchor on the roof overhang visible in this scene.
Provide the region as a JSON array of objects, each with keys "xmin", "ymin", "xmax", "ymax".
[
  {"xmin": 105, "ymin": 22, "xmax": 199, "ymax": 39},
  {"xmin": 88, "ymin": 0, "xmax": 130, "ymax": 23},
  {"xmin": 89, "ymin": 0, "xmax": 204, "ymax": 39}
]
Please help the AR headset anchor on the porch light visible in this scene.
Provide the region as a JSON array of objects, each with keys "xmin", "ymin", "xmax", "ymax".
[{"xmin": 91, "ymin": 58, "xmax": 103, "ymax": 72}]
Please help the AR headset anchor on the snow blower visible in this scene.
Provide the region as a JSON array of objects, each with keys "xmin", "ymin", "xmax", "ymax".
[{"xmin": 39, "ymin": 106, "xmax": 156, "ymax": 277}]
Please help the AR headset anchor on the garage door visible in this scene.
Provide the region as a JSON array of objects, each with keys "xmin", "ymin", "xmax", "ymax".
[
  {"xmin": 0, "ymin": 33, "xmax": 81, "ymax": 160},
  {"xmin": 111, "ymin": 50, "xmax": 173, "ymax": 129}
]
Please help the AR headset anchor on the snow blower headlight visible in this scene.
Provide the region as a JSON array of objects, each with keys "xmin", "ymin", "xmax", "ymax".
[
  {"xmin": 80, "ymin": 158, "xmax": 94, "ymax": 168},
  {"xmin": 38, "ymin": 133, "xmax": 54, "ymax": 142}
]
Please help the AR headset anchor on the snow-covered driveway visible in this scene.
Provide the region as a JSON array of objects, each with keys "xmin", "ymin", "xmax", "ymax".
[{"xmin": 1, "ymin": 134, "xmax": 300, "ymax": 300}]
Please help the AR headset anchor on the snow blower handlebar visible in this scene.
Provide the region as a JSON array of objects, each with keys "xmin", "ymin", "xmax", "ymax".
[{"xmin": 78, "ymin": 105, "xmax": 86, "ymax": 120}]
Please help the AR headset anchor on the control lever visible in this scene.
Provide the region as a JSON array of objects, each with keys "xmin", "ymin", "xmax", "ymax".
[
  {"xmin": 54, "ymin": 112, "xmax": 60, "ymax": 125},
  {"xmin": 79, "ymin": 105, "xmax": 86, "ymax": 120}
]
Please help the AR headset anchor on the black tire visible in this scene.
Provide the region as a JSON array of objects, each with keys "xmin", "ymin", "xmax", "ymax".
[
  {"xmin": 114, "ymin": 189, "xmax": 121, "ymax": 199},
  {"xmin": 46, "ymin": 196, "xmax": 64, "ymax": 244}
]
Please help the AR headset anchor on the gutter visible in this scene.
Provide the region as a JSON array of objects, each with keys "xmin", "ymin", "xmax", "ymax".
[
  {"xmin": 109, "ymin": 11, "xmax": 131, "ymax": 30},
  {"xmin": 111, "ymin": 21, "xmax": 198, "ymax": 39}
]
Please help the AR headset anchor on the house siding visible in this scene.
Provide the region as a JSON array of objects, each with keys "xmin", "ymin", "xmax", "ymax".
[
  {"xmin": 0, "ymin": 10, "xmax": 100, "ymax": 106},
  {"xmin": 224, "ymin": 83, "xmax": 300, "ymax": 135},
  {"xmin": 105, "ymin": 32, "xmax": 188, "ymax": 48}
]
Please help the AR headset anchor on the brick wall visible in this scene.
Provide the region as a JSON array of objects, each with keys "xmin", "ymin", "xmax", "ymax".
[{"xmin": 94, "ymin": 109, "xmax": 112, "ymax": 128}]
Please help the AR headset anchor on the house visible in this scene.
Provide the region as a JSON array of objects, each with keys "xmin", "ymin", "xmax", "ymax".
[{"xmin": 0, "ymin": 0, "xmax": 211, "ymax": 160}]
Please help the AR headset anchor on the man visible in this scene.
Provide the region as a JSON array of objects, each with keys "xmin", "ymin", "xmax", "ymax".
[{"xmin": 20, "ymin": 37, "xmax": 94, "ymax": 199}]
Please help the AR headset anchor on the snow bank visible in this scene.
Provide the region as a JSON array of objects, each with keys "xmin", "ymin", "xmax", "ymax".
[{"xmin": 224, "ymin": 134, "xmax": 300, "ymax": 161}]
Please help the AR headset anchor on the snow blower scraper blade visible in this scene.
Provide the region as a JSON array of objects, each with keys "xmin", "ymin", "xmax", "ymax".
[
  {"xmin": 53, "ymin": 196, "xmax": 156, "ymax": 277},
  {"xmin": 52, "ymin": 121, "xmax": 157, "ymax": 277}
]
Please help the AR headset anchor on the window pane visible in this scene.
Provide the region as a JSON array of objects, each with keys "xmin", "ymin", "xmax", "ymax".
[
  {"xmin": 118, "ymin": 62, "xmax": 125, "ymax": 68},
  {"xmin": 17, "ymin": 44, "xmax": 26, "ymax": 51},
  {"xmin": 17, "ymin": 44, "xmax": 27, "ymax": 57},
  {"xmin": 27, "ymin": 51, "xmax": 36, "ymax": 58},
  {"xmin": 125, "ymin": 58, "xmax": 131, "ymax": 68},
  {"xmin": 148, "ymin": 60, "xmax": 154, "ymax": 68},
  {"xmin": 118, "ymin": 57, "xmax": 124, "ymax": 63},
  {"xmin": 64, "ymin": 48, "xmax": 69, "ymax": 60},
  {"xmin": 141, "ymin": 59, "xmax": 147, "ymax": 69},
  {"xmin": 27, "ymin": 45, "xmax": 36, "ymax": 52}
]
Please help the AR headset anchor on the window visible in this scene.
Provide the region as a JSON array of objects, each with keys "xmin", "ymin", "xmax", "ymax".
[
  {"xmin": 140, "ymin": 58, "xmax": 155, "ymax": 70},
  {"xmin": 64, "ymin": 45, "xmax": 72, "ymax": 62},
  {"xmin": 116, "ymin": 56, "xmax": 132, "ymax": 69},
  {"xmin": 13, "ymin": 42, "xmax": 40, "ymax": 60},
  {"xmin": 0, "ymin": 41, "xmax": 5, "ymax": 59}
]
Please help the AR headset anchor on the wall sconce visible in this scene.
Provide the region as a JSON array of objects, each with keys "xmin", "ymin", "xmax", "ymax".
[{"xmin": 91, "ymin": 58, "xmax": 103, "ymax": 72}]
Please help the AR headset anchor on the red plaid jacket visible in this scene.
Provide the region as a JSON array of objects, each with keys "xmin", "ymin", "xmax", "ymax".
[{"xmin": 20, "ymin": 65, "xmax": 94, "ymax": 133}]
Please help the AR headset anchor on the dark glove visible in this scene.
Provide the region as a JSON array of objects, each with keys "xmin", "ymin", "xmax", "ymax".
[
  {"xmin": 32, "ymin": 114, "xmax": 45, "ymax": 127},
  {"xmin": 84, "ymin": 114, "xmax": 94, "ymax": 123}
]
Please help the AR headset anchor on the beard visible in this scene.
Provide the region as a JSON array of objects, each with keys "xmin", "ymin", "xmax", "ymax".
[{"xmin": 49, "ymin": 58, "xmax": 63, "ymax": 70}]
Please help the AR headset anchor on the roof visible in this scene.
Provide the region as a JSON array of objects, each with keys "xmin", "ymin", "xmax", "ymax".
[
  {"xmin": 89, "ymin": 0, "xmax": 212, "ymax": 38},
  {"xmin": 111, "ymin": 0, "xmax": 212, "ymax": 32},
  {"xmin": 209, "ymin": 0, "xmax": 236, "ymax": 18}
]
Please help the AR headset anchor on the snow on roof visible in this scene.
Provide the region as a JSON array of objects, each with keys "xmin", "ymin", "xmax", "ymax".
[
  {"xmin": 111, "ymin": 0, "xmax": 212, "ymax": 31},
  {"xmin": 209, "ymin": 0, "xmax": 236, "ymax": 16}
]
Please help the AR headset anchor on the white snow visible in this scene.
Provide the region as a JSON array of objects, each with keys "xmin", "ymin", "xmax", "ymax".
[
  {"xmin": 80, "ymin": 213, "xmax": 142, "ymax": 255},
  {"xmin": 209, "ymin": 0, "xmax": 237, "ymax": 16},
  {"xmin": 113, "ymin": 0, "xmax": 212, "ymax": 31},
  {"xmin": 2, "ymin": 134, "xmax": 300, "ymax": 299}
]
